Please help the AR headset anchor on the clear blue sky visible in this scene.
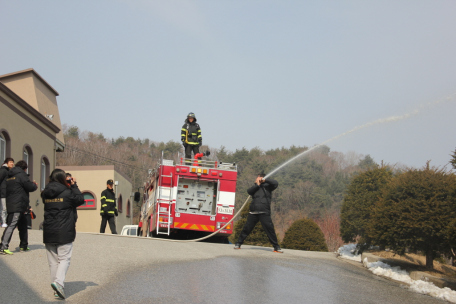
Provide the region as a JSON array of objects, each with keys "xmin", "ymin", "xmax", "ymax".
[{"xmin": 1, "ymin": 1, "xmax": 455, "ymax": 168}]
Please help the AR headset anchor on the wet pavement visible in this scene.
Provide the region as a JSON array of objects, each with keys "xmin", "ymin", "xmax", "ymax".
[
  {"xmin": 0, "ymin": 230, "xmax": 444, "ymax": 303},
  {"xmin": 79, "ymin": 255, "xmax": 442, "ymax": 304}
]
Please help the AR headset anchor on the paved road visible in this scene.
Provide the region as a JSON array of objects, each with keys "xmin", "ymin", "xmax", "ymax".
[{"xmin": 0, "ymin": 229, "xmax": 444, "ymax": 303}]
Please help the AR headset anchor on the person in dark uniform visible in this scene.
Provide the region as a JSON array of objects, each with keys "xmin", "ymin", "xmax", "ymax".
[
  {"xmin": 181, "ymin": 112, "xmax": 202, "ymax": 162},
  {"xmin": 100, "ymin": 179, "xmax": 118, "ymax": 234},
  {"xmin": 234, "ymin": 171, "xmax": 283, "ymax": 253},
  {"xmin": 0, "ymin": 160, "xmax": 37, "ymax": 255}
]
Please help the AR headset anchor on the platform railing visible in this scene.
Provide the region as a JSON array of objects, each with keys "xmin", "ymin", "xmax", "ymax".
[{"xmin": 178, "ymin": 158, "xmax": 237, "ymax": 171}]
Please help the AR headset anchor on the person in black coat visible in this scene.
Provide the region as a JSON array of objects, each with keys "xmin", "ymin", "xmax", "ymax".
[
  {"xmin": 0, "ymin": 157, "xmax": 14, "ymax": 227},
  {"xmin": 42, "ymin": 168, "xmax": 84, "ymax": 299},
  {"xmin": 234, "ymin": 171, "xmax": 283, "ymax": 253},
  {"xmin": 0, "ymin": 160, "xmax": 37, "ymax": 255}
]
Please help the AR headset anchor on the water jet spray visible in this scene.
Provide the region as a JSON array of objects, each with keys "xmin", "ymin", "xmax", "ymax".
[{"xmin": 265, "ymin": 93, "xmax": 456, "ymax": 179}]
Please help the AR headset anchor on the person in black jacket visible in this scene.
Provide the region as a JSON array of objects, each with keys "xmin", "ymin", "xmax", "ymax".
[
  {"xmin": 0, "ymin": 160, "xmax": 37, "ymax": 255},
  {"xmin": 42, "ymin": 168, "xmax": 84, "ymax": 299},
  {"xmin": 234, "ymin": 172, "xmax": 283, "ymax": 253},
  {"xmin": 100, "ymin": 179, "xmax": 118, "ymax": 234},
  {"xmin": 0, "ymin": 157, "xmax": 14, "ymax": 227},
  {"xmin": 181, "ymin": 112, "xmax": 202, "ymax": 162}
]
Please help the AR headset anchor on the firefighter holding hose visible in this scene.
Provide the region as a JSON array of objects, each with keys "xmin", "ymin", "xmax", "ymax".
[
  {"xmin": 234, "ymin": 171, "xmax": 283, "ymax": 253},
  {"xmin": 181, "ymin": 112, "xmax": 202, "ymax": 161}
]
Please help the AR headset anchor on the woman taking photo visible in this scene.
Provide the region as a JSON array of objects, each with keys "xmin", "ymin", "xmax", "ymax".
[{"xmin": 42, "ymin": 169, "xmax": 84, "ymax": 299}]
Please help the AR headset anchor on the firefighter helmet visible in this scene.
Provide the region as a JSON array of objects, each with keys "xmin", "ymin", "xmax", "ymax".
[{"xmin": 187, "ymin": 112, "xmax": 196, "ymax": 119}]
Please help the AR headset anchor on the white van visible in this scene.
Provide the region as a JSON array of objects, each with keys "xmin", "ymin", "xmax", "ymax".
[{"xmin": 120, "ymin": 225, "xmax": 138, "ymax": 236}]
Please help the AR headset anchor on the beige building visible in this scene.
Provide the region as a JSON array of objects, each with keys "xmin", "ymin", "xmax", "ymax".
[
  {"xmin": 0, "ymin": 69, "xmax": 64, "ymax": 227},
  {"xmin": 57, "ymin": 165, "xmax": 133, "ymax": 233}
]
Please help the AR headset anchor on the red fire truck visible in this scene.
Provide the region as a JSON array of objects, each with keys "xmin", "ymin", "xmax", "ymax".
[{"xmin": 139, "ymin": 152, "xmax": 238, "ymax": 241}]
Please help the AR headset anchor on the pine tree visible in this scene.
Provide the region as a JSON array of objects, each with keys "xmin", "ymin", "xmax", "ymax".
[
  {"xmin": 358, "ymin": 155, "xmax": 377, "ymax": 170},
  {"xmin": 340, "ymin": 166, "xmax": 393, "ymax": 252},
  {"xmin": 450, "ymin": 148, "xmax": 456, "ymax": 170},
  {"xmin": 282, "ymin": 218, "xmax": 328, "ymax": 251},
  {"xmin": 368, "ymin": 165, "xmax": 456, "ymax": 270}
]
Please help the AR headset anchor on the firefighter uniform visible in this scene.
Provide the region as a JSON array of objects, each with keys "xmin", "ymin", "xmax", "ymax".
[
  {"xmin": 181, "ymin": 112, "xmax": 202, "ymax": 160},
  {"xmin": 100, "ymin": 180, "xmax": 118, "ymax": 234}
]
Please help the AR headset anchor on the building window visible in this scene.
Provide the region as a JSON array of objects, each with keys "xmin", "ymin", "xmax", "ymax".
[
  {"xmin": 118, "ymin": 194, "xmax": 123, "ymax": 213},
  {"xmin": 23, "ymin": 149, "xmax": 28, "ymax": 165},
  {"xmin": 127, "ymin": 199, "xmax": 131, "ymax": 217},
  {"xmin": 40, "ymin": 157, "xmax": 50, "ymax": 190},
  {"xmin": 78, "ymin": 192, "xmax": 97, "ymax": 209},
  {"xmin": 23, "ymin": 145, "xmax": 33, "ymax": 178},
  {"xmin": 0, "ymin": 130, "xmax": 11, "ymax": 162},
  {"xmin": 0, "ymin": 134, "xmax": 5, "ymax": 162}
]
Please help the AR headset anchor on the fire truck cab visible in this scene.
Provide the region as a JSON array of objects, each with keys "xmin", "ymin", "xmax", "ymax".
[{"xmin": 140, "ymin": 154, "xmax": 237, "ymax": 240}]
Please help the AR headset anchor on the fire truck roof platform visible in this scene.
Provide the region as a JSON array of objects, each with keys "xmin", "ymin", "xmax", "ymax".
[{"xmin": 165, "ymin": 158, "xmax": 237, "ymax": 171}]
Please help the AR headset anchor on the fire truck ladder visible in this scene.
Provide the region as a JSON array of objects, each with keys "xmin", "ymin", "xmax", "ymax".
[{"xmin": 156, "ymin": 164, "xmax": 173, "ymax": 236}]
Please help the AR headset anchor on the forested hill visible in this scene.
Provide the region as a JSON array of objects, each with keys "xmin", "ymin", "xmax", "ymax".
[{"xmin": 57, "ymin": 125, "xmax": 376, "ymax": 237}]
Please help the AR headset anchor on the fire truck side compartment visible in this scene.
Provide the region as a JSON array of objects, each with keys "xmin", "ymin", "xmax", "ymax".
[{"xmin": 176, "ymin": 179, "xmax": 217, "ymax": 216}]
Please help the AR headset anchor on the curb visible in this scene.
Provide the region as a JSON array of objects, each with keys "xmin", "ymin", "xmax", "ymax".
[{"xmin": 362, "ymin": 252, "xmax": 456, "ymax": 290}]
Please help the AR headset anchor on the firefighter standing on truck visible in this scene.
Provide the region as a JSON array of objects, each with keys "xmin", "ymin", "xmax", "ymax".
[
  {"xmin": 181, "ymin": 112, "xmax": 202, "ymax": 161},
  {"xmin": 99, "ymin": 179, "xmax": 118, "ymax": 234}
]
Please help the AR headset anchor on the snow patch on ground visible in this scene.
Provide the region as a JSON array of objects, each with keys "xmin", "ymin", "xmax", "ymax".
[
  {"xmin": 364, "ymin": 258, "xmax": 456, "ymax": 303},
  {"xmin": 337, "ymin": 244, "xmax": 362, "ymax": 262}
]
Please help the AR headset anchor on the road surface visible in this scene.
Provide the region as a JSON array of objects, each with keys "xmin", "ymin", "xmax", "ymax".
[{"xmin": 0, "ymin": 229, "xmax": 443, "ymax": 303}]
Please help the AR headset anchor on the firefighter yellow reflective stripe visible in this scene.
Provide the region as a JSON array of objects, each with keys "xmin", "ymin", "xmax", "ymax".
[
  {"xmin": 101, "ymin": 196, "xmax": 106, "ymax": 200},
  {"xmin": 191, "ymin": 133, "xmax": 197, "ymax": 135},
  {"xmin": 106, "ymin": 199, "xmax": 115, "ymax": 202},
  {"xmin": 198, "ymin": 130, "xmax": 201, "ymax": 132},
  {"xmin": 102, "ymin": 204, "xmax": 107, "ymax": 207},
  {"xmin": 187, "ymin": 142, "xmax": 199, "ymax": 145},
  {"xmin": 181, "ymin": 128, "xmax": 187, "ymax": 131},
  {"xmin": 108, "ymin": 211, "xmax": 115, "ymax": 214},
  {"xmin": 181, "ymin": 134, "xmax": 185, "ymax": 136},
  {"xmin": 198, "ymin": 135, "xmax": 202, "ymax": 138}
]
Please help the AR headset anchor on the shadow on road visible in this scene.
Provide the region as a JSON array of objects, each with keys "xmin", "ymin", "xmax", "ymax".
[
  {"xmin": 12, "ymin": 244, "xmax": 45, "ymax": 251},
  {"xmin": 65, "ymin": 281, "xmax": 98, "ymax": 299},
  {"xmin": 245, "ymin": 246, "xmax": 274, "ymax": 252}
]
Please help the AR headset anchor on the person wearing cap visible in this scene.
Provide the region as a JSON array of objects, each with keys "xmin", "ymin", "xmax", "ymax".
[
  {"xmin": 234, "ymin": 171, "xmax": 283, "ymax": 253},
  {"xmin": 181, "ymin": 112, "xmax": 202, "ymax": 162},
  {"xmin": 99, "ymin": 179, "xmax": 118, "ymax": 234}
]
